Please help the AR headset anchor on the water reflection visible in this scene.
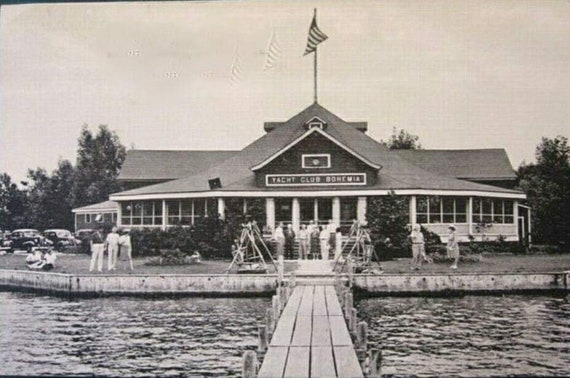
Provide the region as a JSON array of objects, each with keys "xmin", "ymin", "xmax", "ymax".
[
  {"xmin": 357, "ymin": 295, "xmax": 570, "ymax": 377},
  {"xmin": 0, "ymin": 292, "xmax": 268, "ymax": 376}
]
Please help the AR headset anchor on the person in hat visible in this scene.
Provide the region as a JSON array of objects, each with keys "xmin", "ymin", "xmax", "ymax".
[
  {"xmin": 89, "ymin": 227, "xmax": 105, "ymax": 272},
  {"xmin": 410, "ymin": 224, "xmax": 424, "ymax": 270},
  {"xmin": 105, "ymin": 226, "xmax": 120, "ymax": 271},
  {"xmin": 118, "ymin": 229, "xmax": 133, "ymax": 271},
  {"xmin": 447, "ymin": 224, "xmax": 460, "ymax": 269}
]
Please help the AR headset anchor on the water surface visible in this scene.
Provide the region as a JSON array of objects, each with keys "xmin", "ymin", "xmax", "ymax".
[{"xmin": 357, "ymin": 294, "xmax": 570, "ymax": 377}]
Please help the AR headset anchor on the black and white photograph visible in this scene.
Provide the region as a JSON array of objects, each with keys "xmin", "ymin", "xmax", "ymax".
[{"xmin": 0, "ymin": 0, "xmax": 569, "ymax": 376}]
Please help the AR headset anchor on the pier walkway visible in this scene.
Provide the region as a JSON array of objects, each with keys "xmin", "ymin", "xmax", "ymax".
[{"xmin": 258, "ymin": 284, "xmax": 363, "ymax": 377}]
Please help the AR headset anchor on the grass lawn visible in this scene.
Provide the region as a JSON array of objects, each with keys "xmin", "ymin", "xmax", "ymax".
[
  {"xmin": 0, "ymin": 252, "xmax": 298, "ymax": 275},
  {"xmin": 381, "ymin": 253, "xmax": 570, "ymax": 274},
  {"xmin": 1, "ymin": 251, "xmax": 569, "ymax": 275}
]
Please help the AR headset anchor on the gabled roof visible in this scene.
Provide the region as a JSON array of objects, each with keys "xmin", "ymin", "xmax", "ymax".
[
  {"xmin": 72, "ymin": 200, "xmax": 119, "ymax": 213},
  {"xmin": 250, "ymin": 126, "xmax": 382, "ymax": 171},
  {"xmin": 111, "ymin": 103, "xmax": 524, "ymax": 199},
  {"xmin": 118, "ymin": 150, "xmax": 238, "ymax": 181},
  {"xmin": 396, "ymin": 149, "xmax": 516, "ymax": 180}
]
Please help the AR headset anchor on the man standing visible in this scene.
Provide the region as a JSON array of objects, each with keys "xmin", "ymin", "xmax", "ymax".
[
  {"xmin": 273, "ymin": 222, "xmax": 285, "ymax": 258},
  {"xmin": 284, "ymin": 224, "xmax": 296, "ymax": 260},
  {"xmin": 105, "ymin": 227, "xmax": 120, "ymax": 271},
  {"xmin": 298, "ymin": 224, "xmax": 309, "ymax": 260},
  {"xmin": 89, "ymin": 227, "xmax": 105, "ymax": 272}
]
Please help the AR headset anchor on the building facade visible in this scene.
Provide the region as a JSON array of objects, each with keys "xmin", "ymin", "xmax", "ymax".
[{"xmin": 97, "ymin": 103, "xmax": 527, "ymax": 243}]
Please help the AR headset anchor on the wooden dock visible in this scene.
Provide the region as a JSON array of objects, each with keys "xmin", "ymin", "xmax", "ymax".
[{"xmin": 258, "ymin": 285, "xmax": 364, "ymax": 378}]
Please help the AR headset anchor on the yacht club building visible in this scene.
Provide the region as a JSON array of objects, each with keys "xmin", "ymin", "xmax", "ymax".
[{"xmin": 84, "ymin": 102, "xmax": 528, "ymax": 243}]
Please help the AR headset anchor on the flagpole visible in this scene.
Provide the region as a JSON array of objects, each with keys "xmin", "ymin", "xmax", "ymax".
[{"xmin": 313, "ymin": 8, "xmax": 318, "ymax": 103}]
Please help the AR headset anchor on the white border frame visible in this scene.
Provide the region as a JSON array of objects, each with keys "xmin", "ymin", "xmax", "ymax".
[{"xmin": 302, "ymin": 153, "xmax": 331, "ymax": 169}]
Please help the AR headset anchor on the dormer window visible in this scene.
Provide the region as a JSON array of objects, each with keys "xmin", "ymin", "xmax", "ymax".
[{"xmin": 304, "ymin": 116, "xmax": 327, "ymax": 130}]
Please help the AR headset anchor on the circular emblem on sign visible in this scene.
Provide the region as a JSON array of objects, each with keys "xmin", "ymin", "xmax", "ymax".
[{"xmin": 312, "ymin": 158, "xmax": 320, "ymax": 166}]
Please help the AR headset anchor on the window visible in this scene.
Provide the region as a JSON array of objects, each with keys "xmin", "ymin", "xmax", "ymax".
[
  {"xmin": 472, "ymin": 198, "xmax": 514, "ymax": 224},
  {"xmin": 121, "ymin": 201, "xmax": 163, "ymax": 226},
  {"xmin": 416, "ymin": 196, "xmax": 467, "ymax": 224},
  {"xmin": 275, "ymin": 198, "xmax": 292, "ymax": 224},
  {"xmin": 302, "ymin": 154, "xmax": 331, "ymax": 169},
  {"xmin": 85, "ymin": 214, "xmax": 92, "ymax": 223}
]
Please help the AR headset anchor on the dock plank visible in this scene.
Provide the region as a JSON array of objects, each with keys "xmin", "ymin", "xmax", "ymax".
[
  {"xmin": 290, "ymin": 314, "xmax": 312, "ymax": 346},
  {"xmin": 258, "ymin": 346, "xmax": 288, "ymax": 378},
  {"xmin": 313, "ymin": 285, "xmax": 328, "ymax": 316},
  {"xmin": 271, "ymin": 316, "xmax": 296, "ymax": 346},
  {"xmin": 283, "ymin": 346, "xmax": 310, "ymax": 378},
  {"xmin": 324, "ymin": 286, "xmax": 344, "ymax": 316},
  {"xmin": 297, "ymin": 285, "xmax": 314, "ymax": 316},
  {"xmin": 329, "ymin": 316, "xmax": 353, "ymax": 346},
  {"xmin": 333, "ymin": 346, "xmax": 364, "ymax": 378},
  {"xmin": 281, "ymin": 286, "xmax": 304, "ymax": 318},
  {"xmin": 311, "ymin": 316, "xmax": 331, "ymax": 346},
  {"xmin": 311, "ymin": 346, "xmax": 337, "ymax": 378}
]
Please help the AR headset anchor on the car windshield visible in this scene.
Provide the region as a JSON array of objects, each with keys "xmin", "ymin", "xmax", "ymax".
[{"xmin": 22, "ymin": 231, "xmax": 38, "ymax": 237}]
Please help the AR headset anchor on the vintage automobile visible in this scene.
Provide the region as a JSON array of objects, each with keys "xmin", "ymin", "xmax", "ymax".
[
  {"xmin": 43, "ymin": 229, "xmax": 78, "ymax": 251},
  {"xmin": 7, "ymin": 229, "xmax": 50, "ymax": 252}
]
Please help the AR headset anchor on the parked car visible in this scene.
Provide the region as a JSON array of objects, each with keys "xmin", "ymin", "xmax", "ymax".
[
  {"xmin": 43, "ymin": 229, "xmax": 78, "ymax": 251},
  {"xmin": 0, "ymin": 231, "xmax": 12, "ymax": 250},
  {"xmin": 7, "ymin": 229, "xmax": 50, "ymax": 252},
  {"xmin": 75, "ymin": 229, "xmax": 94, "ymax": 239}
]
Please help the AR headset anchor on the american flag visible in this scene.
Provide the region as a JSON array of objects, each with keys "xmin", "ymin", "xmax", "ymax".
[
  {"xmin": 264, "ymin": 31, "xmax": 281, "ymax": 70},
  {"xmin": 304, "ymin": 13, "xmax": 328, "ymax": 56}
]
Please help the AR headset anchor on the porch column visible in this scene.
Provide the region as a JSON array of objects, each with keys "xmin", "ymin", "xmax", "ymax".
[
  {"xmin": 409, "ymin": 195, "xmax": 416, "ymax": 226},
  {"xmin": 266, "ymin": 198, "xmax": 275, "ymax": 232},
  {"xmin": 162, "ymin": 200, "xmax": 167, "ymax": 230},
  {"xmin": 468, "ymin": 197, "xmax": 474, "ymax": 235},
  {"xmin": 513, "ymin": 200, "xmax": 519, "ymax": 240},
  {"xmin": 117, "ymin": 203, "xmax": 122, "ymax": 228},
  {"xmin": 292, "ymin": 198, "xmax": 300, "ymax": 233},
  {"xmin": 217, "ymin": 198, "xmax": 225, "ymax": 220},
  {"xmin": 332, "ymin": 197, "xmax": 341, "ymax": 228},
  {"xmin": 357, "ymin": 197, "xmax": 367, "ymax": 225}
]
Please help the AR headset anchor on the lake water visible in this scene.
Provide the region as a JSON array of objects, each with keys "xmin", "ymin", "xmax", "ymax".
[
  {"xmin": 0, "ymin": 291, "xmax": 569, "ymax": 377},
  {"xmin": 357, "ymin": 294, "xmax": 570, "ymax": 377}
]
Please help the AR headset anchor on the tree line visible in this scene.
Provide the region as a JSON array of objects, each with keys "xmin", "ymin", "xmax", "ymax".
[
  {"xmin": 0, "ymin": 126, "xmax": 568, "ymax": 247},
  {"xmin": 0, "ymin": 125, "xmax": 126, "ymax": 231}
]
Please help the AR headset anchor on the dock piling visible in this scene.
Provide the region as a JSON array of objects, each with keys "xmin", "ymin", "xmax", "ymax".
[
  {"xmin": 350, "ymin": 307, "xmax": 358, "ymax": 336},
  {"xmin": 266, "ymin": 307, "xmax": 274, "ymax": 338},
  {"xmin": 242, "ymin": 350, "xmax": 258, "ymax": 378},
  {"xmin": 344, "ymin": 292, "xmax": 353, "ymax": 320},
  {"xmin": 258, "ymin": 325, "xmax": 268, "ymax": 355},
  {"xmin": 368, "ymin": 348, "xmax": 382, "ymax": 378}
]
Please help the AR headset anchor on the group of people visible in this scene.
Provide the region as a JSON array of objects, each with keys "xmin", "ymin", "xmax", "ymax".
[
  {"xmin": 25, "ymin": 248, "xmax": 57, "ymax": 270},
  {"xmin": 89, "ymin": 226, "xmax": 133, "ymax": 272},
  {"xmin": 272, "ymin": 220, "xmax": 343, "ymax": 261},
  {"xmin": 409, "ymin": 223, "xmax": 460, "ymax": 270}
]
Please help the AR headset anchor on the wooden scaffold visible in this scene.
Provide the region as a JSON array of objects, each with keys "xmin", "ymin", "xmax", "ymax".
[{"xmin": 227, "ymin": 221, "xmax": 277, "ymax": 274}]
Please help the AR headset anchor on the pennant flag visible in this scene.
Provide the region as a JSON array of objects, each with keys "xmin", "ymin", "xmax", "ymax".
[
  {"xmin": 264, "ymin": 31, "xmax": 282, "ymax": 70},
  {"xmin": 230, "ymin": 50, "xmax": 241, "ymax": 83},
  {"xmin": 304, "ymin": 13, "xmax": 328, "ymax": 56}
]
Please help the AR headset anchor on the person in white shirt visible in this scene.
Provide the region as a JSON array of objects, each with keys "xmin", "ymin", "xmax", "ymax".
[
  {"xmin": 334, "ymin": 227, "xmax": 343, "ymax": 261},
  {"xmin": 273, "ymin": 222, "xmax": 285, "ymax": 258},
  {"xmin": 298, "ymin": 224, "xmax": 309, "ymax": 260},
  {"xmin": 105, "ymin": 227, "xmax": 120, "ymax": 271},
  {"xmin": 319, "ymin": 226, "xmax": 329, "ymax": 260},
  {"xmin": 118, "ymin": 229, "xmax": 133, "ymax": 271},
  {"xmin": 410, "ymin": 224, "xmax": 424, "ymax": 270}
]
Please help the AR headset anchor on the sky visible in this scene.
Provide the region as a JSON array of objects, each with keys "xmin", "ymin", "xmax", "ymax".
[{"xmin": 1, "ymin": 0, "xmax": 569, "ymax": 183}]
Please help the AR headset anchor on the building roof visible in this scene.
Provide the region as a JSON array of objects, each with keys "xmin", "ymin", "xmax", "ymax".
[
  {"xmin": 118, "ymin": 150, "xmax": 237, "ymax": 181},
  {"xmin": 111, "ymin": 102, "xmax": 524, "ymax": 199},
  {"xmin": 72, "ymin": 200, "xmax": 119, "ymax": 213},
  {"xmin": 396, "ymin": 149, "xmax": 516, "ymax": 180}
]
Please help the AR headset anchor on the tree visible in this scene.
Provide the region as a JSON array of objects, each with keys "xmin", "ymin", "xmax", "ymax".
[
  {"xmin": 366, "ymin": 191, "xmax": 410, "ymax": 259},
  {"xmin": 0, "ymin": 173, "xmax": 27, "ymax": 230},
  {"xmin": 72, "ymin": 125, "xmax": 126, "ymax": 208},
  {"xmin": 518, "ymin": 136, "xmax": 570, "ymax": 246},
  {"xmin": 381, "ymin": 127, "xmax": 422, "ymax": 150}
]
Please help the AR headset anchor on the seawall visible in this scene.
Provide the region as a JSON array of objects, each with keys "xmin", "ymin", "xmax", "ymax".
[{"xmin": 0, "ymin": 269, "xmax": 568, "ymax": 297}]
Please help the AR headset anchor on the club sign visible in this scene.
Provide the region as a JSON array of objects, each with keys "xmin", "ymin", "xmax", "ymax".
[{"xmin": 266, "ymin": 173, "xmax": 367, "ymax": 187}]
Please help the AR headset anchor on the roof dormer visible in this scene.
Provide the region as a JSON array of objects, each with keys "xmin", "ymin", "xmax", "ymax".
[{"xmin": 304, "ymin": 116, "xmax": 327, "ymax": 131}]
